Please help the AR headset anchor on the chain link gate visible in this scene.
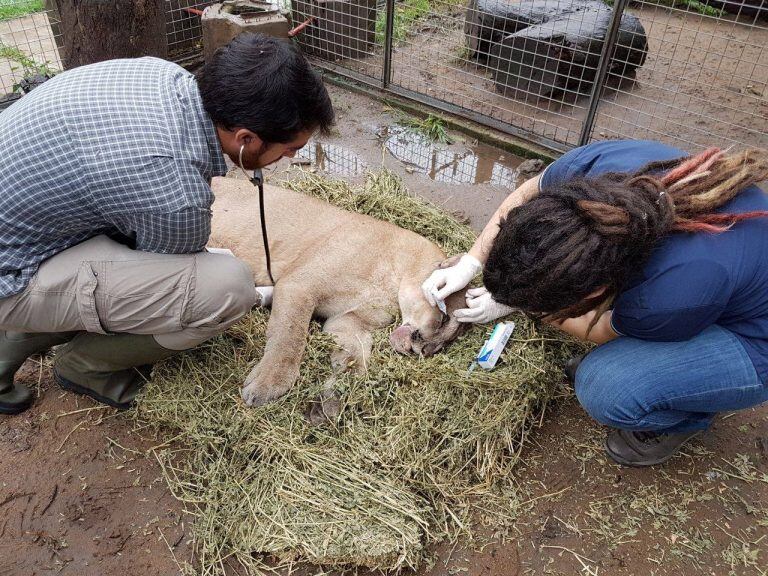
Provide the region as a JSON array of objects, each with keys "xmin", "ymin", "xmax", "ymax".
[{"xmin": 293, "ymin": 0, "xmax": 767, "ymax": 154}]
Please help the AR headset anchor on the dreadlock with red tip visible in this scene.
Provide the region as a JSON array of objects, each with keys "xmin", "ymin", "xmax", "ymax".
[{"xmin": 483, "ymin": 148, "xmax": 768, "ymax": 323}]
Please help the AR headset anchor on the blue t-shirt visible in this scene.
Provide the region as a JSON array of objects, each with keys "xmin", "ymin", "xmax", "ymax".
[{"xmin": 541, "ymin": 139, "xmax": 768, "ymax": 381}]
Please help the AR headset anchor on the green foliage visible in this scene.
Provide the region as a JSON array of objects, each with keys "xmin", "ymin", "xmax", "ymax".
[
  {"xmin": 679, "ymin": 0, "xmax": 724, "ymax": 16},
  {"xmin": 400, "ymin": 113, "xmax": 453, "ymax": 144},
  {"xmin": 386, "ymin": 106, "xmax": 454, "ymax": 144},
  {"xmin": 648, "ymin": 0, "xmax": 724, "ymax": 16},
  {"xmin": 608, "ymin": 0, "xmax": 725, "ymax": 16},
  {"xmin": 376, "ymin": 0, "xmax": 432, "ymax": 44},
  {"xmin": 374, "ymin": 0, "xmax": 465, "ymax": 45},
  {"xmin": 0, "ymin": 43, "xmax": 56, "ymax": 92},
  {"xmin": 0, "ymin": 44, "xmax": 36, "ymax": 68}
]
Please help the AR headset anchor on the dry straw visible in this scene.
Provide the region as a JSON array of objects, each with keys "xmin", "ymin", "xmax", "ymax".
[{"xmin": 135, "ymin": 169, "xmax": 583, "ymax": 575}]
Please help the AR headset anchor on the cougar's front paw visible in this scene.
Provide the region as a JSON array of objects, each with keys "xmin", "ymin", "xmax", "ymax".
[{"xmin": 240, "ymin": 361, "xmax": 298, "ymax": 407}]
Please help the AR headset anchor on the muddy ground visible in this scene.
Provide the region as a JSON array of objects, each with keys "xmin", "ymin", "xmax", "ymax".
[
  {"xmin": 0, "ymin": 363, "xmax": 189, "ymax": 576},
  {"xmin": 2, "ymin": 84, "xmax": 766, "ymax": 576}
]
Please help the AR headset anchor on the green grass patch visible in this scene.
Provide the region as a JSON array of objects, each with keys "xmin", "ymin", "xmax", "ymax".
[
  {"xmin": 375, "ymin": 0, "xmax": 465, "ymax": 45},
  {"xmin": 0, "ymin": 43, "xmax": 39, "ymax": 69},
  {"xmin": 622, "ymin": 0, "xmax": 724, "ymax": 16},
  {"xmin": 0, "ymin": 42, "xmax": 57, "ymax": 91},
  {"xmin": 376, "ymin": 0, "xmax": 431, "ymax": 44},
  {"xmin": 400, "ymin": 113, "xmax": 453, "ymax": 144},
  {"xmin": 0, "ymin": 43, "xmax": 53, "ymax": 76},
  {"xmin": 678, "ymin": 0, "xmax": 724, "ymax": 16},
  {"xmin": 0, "ymin": 0, "xmax": 43, "ymax": 21}
]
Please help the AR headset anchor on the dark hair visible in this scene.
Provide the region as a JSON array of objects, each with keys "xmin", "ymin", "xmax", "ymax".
[
  {"xmin": 197, "ymin": 33, "xmax": 334, "ymax": 143},
  {"xmin": 484, "ymin": 148, "xmax": 768, "ymax": 323}
]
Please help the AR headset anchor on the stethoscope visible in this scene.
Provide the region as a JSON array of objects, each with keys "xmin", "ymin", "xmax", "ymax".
[{"xmin": 238, "ymin": 144, "xmax": 275, "ymax": 285}]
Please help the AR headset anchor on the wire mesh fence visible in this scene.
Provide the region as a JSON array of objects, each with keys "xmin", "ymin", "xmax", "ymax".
[
  {"xmin": 292, "ymin": 0, "xmax": 384, "ymax": 82},
  {"xmin": 0, "ymin": 1, "xmax": 764, "ymax": 154},
  {"xmin": 591, "ymin": 0, "xmax": 767, "ymax": 151},
  {"xmin": 0, "ymin": 0, "xmax": 62, "ymax": 102},
  {"xmin": 166, "ymin": 0, "xmax": 209, "ymax": 57},
  {"xmin": 385, "ymin": 0, "xmax": 622, "ymax": 150},
  {"xmin": 297, "ymin": 0, "xmax": 767, "ymax": 153}
]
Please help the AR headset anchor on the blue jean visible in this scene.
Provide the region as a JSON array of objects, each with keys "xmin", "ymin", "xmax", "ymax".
[{"xmin": 574, "ymin": 325, "xmax": 768, "ymax": 433}]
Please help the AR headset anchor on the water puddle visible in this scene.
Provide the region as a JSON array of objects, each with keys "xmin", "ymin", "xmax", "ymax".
[
  {"xmin": 294, "ymin": 125, "xmax": 527, "ymax": 187},
  {"xmin": 294, "ymin": 141, "xmax": 366, "ymax": 176},
  {"xmin": 379, "ymin": 125, "xmax": 523, "ymax": 187}
]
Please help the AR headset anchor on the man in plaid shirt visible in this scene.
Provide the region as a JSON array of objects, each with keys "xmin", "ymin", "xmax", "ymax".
[{"xmin": 0, "ymin": 33, "xmax": 334, "ymax": 414}]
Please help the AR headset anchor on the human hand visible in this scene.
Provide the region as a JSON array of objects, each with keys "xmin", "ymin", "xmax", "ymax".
[
  {"xmin": 454, "ymin": 286, "xmax": 517, "ymax": 324},
  {"xmin": 421, "ymin": 254, "xmax": 482, "ymax": 308}
]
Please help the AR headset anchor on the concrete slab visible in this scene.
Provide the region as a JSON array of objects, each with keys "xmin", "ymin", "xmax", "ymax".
[{"xmin": 201, "ymin": 0, "xmax": 290, "ymax": 63}]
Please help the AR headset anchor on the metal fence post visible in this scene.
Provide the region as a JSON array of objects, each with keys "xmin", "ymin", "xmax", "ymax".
[
  {"xmin": 577, "ymin": 0, "xmax": 630, "ymax": 146},
  {"xmin": 382, "ymin": 0, "xmax": 396, "ymax": 89}
]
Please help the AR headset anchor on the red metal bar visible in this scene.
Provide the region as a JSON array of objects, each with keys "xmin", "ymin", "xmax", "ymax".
[{"xmin": 288, "ymin": 16, "xmax": 315, "ymax": 37}]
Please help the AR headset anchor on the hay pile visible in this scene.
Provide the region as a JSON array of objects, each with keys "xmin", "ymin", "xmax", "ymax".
[{"xmin": 135, "ymin": 170, "xmax": 582, "ymax": 575}]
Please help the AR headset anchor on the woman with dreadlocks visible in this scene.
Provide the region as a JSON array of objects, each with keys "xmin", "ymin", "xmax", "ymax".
[{"xmin": 422, "ymin": 139, "xmax": 768, "ymax": 467}]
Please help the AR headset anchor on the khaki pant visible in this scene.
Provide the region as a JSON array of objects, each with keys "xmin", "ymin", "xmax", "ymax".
[{"xmin": 0, "ymin": 235, "xmax": 258, "ymax": 350}]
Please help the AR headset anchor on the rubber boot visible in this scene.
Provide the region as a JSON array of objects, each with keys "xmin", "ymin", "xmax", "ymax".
[
  {"xmin": 0, "ymin": 331, "xmax": 78, "ymax": 415},
  {"xmin": 53, "ymin": 333, "xmax": 179, "ymax": 410}
]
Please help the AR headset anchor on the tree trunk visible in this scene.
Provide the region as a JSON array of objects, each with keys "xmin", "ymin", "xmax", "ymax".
[{"xmin": 53, "ymin": 0, "xmax": 167, "ymax": 70}]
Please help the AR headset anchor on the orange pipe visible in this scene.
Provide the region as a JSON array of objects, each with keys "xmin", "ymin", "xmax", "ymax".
[{"xmin": 288, "ymin": 16, "xmax": 315, "ymax": 37}]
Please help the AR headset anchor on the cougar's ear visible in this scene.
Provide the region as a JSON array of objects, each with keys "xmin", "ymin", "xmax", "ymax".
[{"xmin": 437, "ymin": 253, "xmax": 464, "ymax": 269}]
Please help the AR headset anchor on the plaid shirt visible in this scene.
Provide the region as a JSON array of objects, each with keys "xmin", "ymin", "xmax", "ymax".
[{"xmin": 0, "ymin": 57, "xmax": 228, "ymax": 298}]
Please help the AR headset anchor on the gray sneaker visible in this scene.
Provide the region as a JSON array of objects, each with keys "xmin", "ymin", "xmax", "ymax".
[
  {"xmin": 564, "ymin": 354, "xmax": 586, "ymax": 384},
  {"xmin": 605, "ymin": 428, "xmax": 701, "ymax": 467}
]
